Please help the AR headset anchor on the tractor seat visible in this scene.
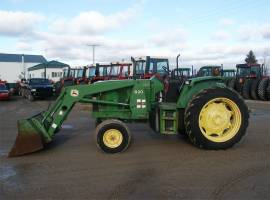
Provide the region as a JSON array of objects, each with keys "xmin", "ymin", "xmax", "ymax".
[{"xmin": 164, "ymin": 79, "xmax": 183, "ymax": 102}]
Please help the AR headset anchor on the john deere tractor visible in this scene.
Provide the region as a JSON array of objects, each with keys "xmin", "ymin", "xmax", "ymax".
[
  {"xmin": 9, "ymin": 55, "xmax": 249, "ymax": 157},
  {"xmin": 197, "ymin": 66, "xmax": 222, "ymax": 77}
]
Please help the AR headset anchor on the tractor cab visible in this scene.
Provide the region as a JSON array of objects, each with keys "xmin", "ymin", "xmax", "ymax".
[
  {"xmin": 197, "ymin": 66, "xmax": 221, "ymax": 77},
  {"xmin": 236, "ymin": 64, "xmax": 261, "ymax": 79},
  {"xmin": 75, "ymin": 67, "xmax": 88, "ymax": 84},
  {"xmin": 62, "ymin": 67, "xmax": 85, "ymax": 79},
  {"xmin": 109, "ymin": 62, "xmax": 132, "ymax": 80},
  {"xmin": 62, "ymin": 67, "xmax": 87, "ymax": 84},
  {"xmin": 55, "ymin": 67, "xmax": 87, "ymax": 96},
  {"xmin": 131, "ymin": 56, "xmax": 170, "ymax": 79},
  {"xmin": 89, "ymin": 63, "xmax": 111, "ymax": 83}
]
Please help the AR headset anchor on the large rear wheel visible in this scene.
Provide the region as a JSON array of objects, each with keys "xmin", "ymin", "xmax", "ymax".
[
  {"xmin": 267, "ymin": 83, "xmax": 270, "ymax": 100},
  {"xmin": 95, "ymin": 119, "xmax": 131, "ymax": 153},
  {"xmin": 184, "ymin": 88, "xmax": 249, "ymax": 150}
]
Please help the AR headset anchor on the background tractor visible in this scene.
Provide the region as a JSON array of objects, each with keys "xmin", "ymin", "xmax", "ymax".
[
  {"xmin": 108, "ymin": 62, "xmax": 132, "ymax": 80},
  {"xmin": 196, "ymin": 66, "xmax": 221, "ymax": 77},
  {"xmin": 9, "ymin": 55, "xmax": 249, "ymax": 157},
  {"xmin": 55, "ymin": 67, "xmax": 87, "ymax": 96},
  {"xmin": 131, "ymin": 56, "xmax": 170, "ymax": 79},
  {"xmin": 222, "ymin": 69, "xmax": 236, "ymax": 87},
  {"xmin": 88, "ymin": 63, "xmax": 111, "ymax": 83},
  {"xmin": 171, "ymin": 67, "xmax": 193, "ymax": 79},
  {"xmin": 228, "ymin": 64, "xmax": 269, "ymax": 100}
]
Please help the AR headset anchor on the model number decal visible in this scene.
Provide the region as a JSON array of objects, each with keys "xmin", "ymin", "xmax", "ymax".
[{"xmin": 134, "ymin": 90, "xmax": 144, "ymax": 94}]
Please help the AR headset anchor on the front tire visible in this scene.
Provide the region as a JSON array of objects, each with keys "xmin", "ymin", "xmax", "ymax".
[
  {"xmin": 95, "ymin": 119, "xmax": 131, "ymax": 153},
  {"xmin": 184, "ymin": 88, "xmax": 249, "ymax": 150}
]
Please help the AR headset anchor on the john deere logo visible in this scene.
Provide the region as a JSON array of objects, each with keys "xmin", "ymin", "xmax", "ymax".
[{"xmin": 71, "ymin": 89, "xmax": 79, "ymax": 97}]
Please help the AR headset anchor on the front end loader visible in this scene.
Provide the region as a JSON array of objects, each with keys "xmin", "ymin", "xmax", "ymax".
[{"xmin": 9, "ymin": 57, "xmax": 249, "ymax": 156}]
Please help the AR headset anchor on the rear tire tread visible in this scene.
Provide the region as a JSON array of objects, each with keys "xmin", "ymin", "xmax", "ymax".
[{"xmin": 184, "ymin": 87, "xmax": 249, "ymax": 150}]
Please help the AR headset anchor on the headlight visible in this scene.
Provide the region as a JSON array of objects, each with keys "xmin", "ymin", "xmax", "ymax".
[{"xmin": 31, "ymin": 89, "xmax": 36, "ymax": 92}]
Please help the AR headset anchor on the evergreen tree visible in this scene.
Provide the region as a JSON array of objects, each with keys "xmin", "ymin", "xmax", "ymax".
[{"xmin": 245, "ymin": 50, "xmax": 257, "ymax": 64}]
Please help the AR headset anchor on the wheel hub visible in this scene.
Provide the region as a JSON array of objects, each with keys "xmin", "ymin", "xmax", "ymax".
[
  {"xmin": 199, "ymin": 98, "xmax": 241, "ymax": 142},
  {"xmin": 103, "ymin": 129, "xmax": 123, "ymax": 148}
]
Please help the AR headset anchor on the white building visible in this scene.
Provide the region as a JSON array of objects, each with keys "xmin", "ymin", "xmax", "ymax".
[
  {"xmin": 28, "ymin": 60, "xmax": 70, "ymax": 82},
  {"xmin": 0, "ymin": 53, "xmax": 47, "ymax": 82}
]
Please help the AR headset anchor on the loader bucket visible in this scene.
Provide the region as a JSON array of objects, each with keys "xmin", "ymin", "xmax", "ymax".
[{"xmin": 8, "ymin": 119, "xmax": 44, "ymax": 157}]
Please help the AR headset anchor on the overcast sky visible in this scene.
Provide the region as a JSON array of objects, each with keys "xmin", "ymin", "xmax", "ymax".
[{"xmin": 0, "ymin": 0, "xmax": 270, "ymax": 69}]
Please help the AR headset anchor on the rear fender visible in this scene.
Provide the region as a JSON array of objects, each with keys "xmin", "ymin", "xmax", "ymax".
[{"xmin": 177, "ymin": 77, "xmax": 225, "ymax": 108}]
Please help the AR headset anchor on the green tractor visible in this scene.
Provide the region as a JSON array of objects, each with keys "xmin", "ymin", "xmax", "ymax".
[
  {"xmin": 196, "ymin": 66, "xmax": 222, "ymax": 77},
  {"xmin": 171, "ymin": 67, "xmax": 193, "ymax": 79},
  {"xmin": 9, "ymin": 55, "xmax": 249, "ymax": 157}
]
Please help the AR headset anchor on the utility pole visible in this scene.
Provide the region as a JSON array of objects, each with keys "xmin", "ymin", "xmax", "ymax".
[
  {"xmin": 87, "ymin": 44, "xmax": 100, "ymax": 64},
  {"xmin": 22, "ymin": 54, "xmax": 25, "ymax": 79}
]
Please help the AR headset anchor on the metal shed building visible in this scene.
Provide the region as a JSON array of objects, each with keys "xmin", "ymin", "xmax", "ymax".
[{"xmin": 0, "ymin": 53, "xmax": 47, "ymax": 82}]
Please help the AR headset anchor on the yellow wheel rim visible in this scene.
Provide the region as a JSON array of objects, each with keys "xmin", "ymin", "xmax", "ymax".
[
  {"xmin": 103, "ymin": 129, "xmax": 123, "ymax": 148},
  {"xmin": 199, "ymin": 97, "xmax": 241, "ymax": 143}
]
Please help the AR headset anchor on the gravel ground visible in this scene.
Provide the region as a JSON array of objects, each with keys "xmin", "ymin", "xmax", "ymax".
[{"xmin": 0, "ymin": 97, "xmax": 269, "ymax": 200}]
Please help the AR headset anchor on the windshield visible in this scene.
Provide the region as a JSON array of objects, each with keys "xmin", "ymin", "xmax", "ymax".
[
  {"xmin": 98, "ymin": 66, "xmax": 108, "ymax": 77},
  {"xmin": 76, "ymin": 69, "xmax": 84, "ymax": 78},
  {"xmin": 70, "ymin": 69, "xmax": 76, "ymax": 78},
  {"xmin": 237, "ymin": 67, "xmax": 250, "ymax": 76},
  {"xmin": 0, "ymin": 84, "xmax": 7, "ymax": 90},
  {"xmin": 135, "ymin": 61, "xmax": 146, "ymax": 75},
  {"xmin": 110, "ymin": 66, "xmax": 119, "ymax": 76},
  {"xmin": 250, "ymin": 66, "xmax": 261, "ymax": 76},
  {"xmin": 199, "ymin": 68, "xmax": 212, "ymax": 76},
  {"xmin": 120, "ymin": 65, "xmax": 130, "ymax": 77},
  {"xmin": 63, "ymin": 69, "xmax": 69, "ymax": 77},
  {"xmin": 199, "ymin": 67, "xmax": 220, "ymax": 76},
  {"xmin": 223, "ymin": 71, "xmax": 235, "ymax": 77},
  {"xmin": 174, "ymin": 69, "xmax": 190, "ymax": 77},
  {"xmin": 156, "ymin": 61, "xmax": 169, "ymax": 74},
  {"xmin": 29, "ymin": 79, "xmax": 50, "ymax": 85},
  {"xmin": 88, "ymin": 68, "xmax": 96, "ymax": 77}
]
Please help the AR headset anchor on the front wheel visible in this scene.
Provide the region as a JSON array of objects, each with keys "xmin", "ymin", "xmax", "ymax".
[
  {"xmin": 95, "ymin": 119, "xmax": 131, "ymax": 153},
  {"xmin": 184, "ymin": 88, "xmax": 249, "ymax": 150}
]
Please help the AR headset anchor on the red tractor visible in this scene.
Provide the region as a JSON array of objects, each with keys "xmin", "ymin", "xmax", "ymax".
[
  {"xmin": 87, "ymin": 62, "xmax": 132, "ymax": 83},
  {"xmin": 88, "ymin": 63, "xmax": 111, "ymax": 83},
  {"xmin": 228, "ymin": 64, "xmax": 270, "ymax": 100},
  {"xmin": 131, "ymin": 56, "xmax": 170, "ymax": 79},
  {"xmin": 108, "ymin": 62, "xmax": 132, "ymax": 80},
  {"xmin": 55, "ymin": 66, "xmax": 87, "ymax": 96}
]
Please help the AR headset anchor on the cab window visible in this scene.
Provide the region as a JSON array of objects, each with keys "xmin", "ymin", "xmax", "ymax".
[
  {"xmin": 156, "ymin": 61, "xmax": 168, "ymax": 74},
  {"xmin": 135, "ymin": 61, "xmax": 146, "ymax": 75}
]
